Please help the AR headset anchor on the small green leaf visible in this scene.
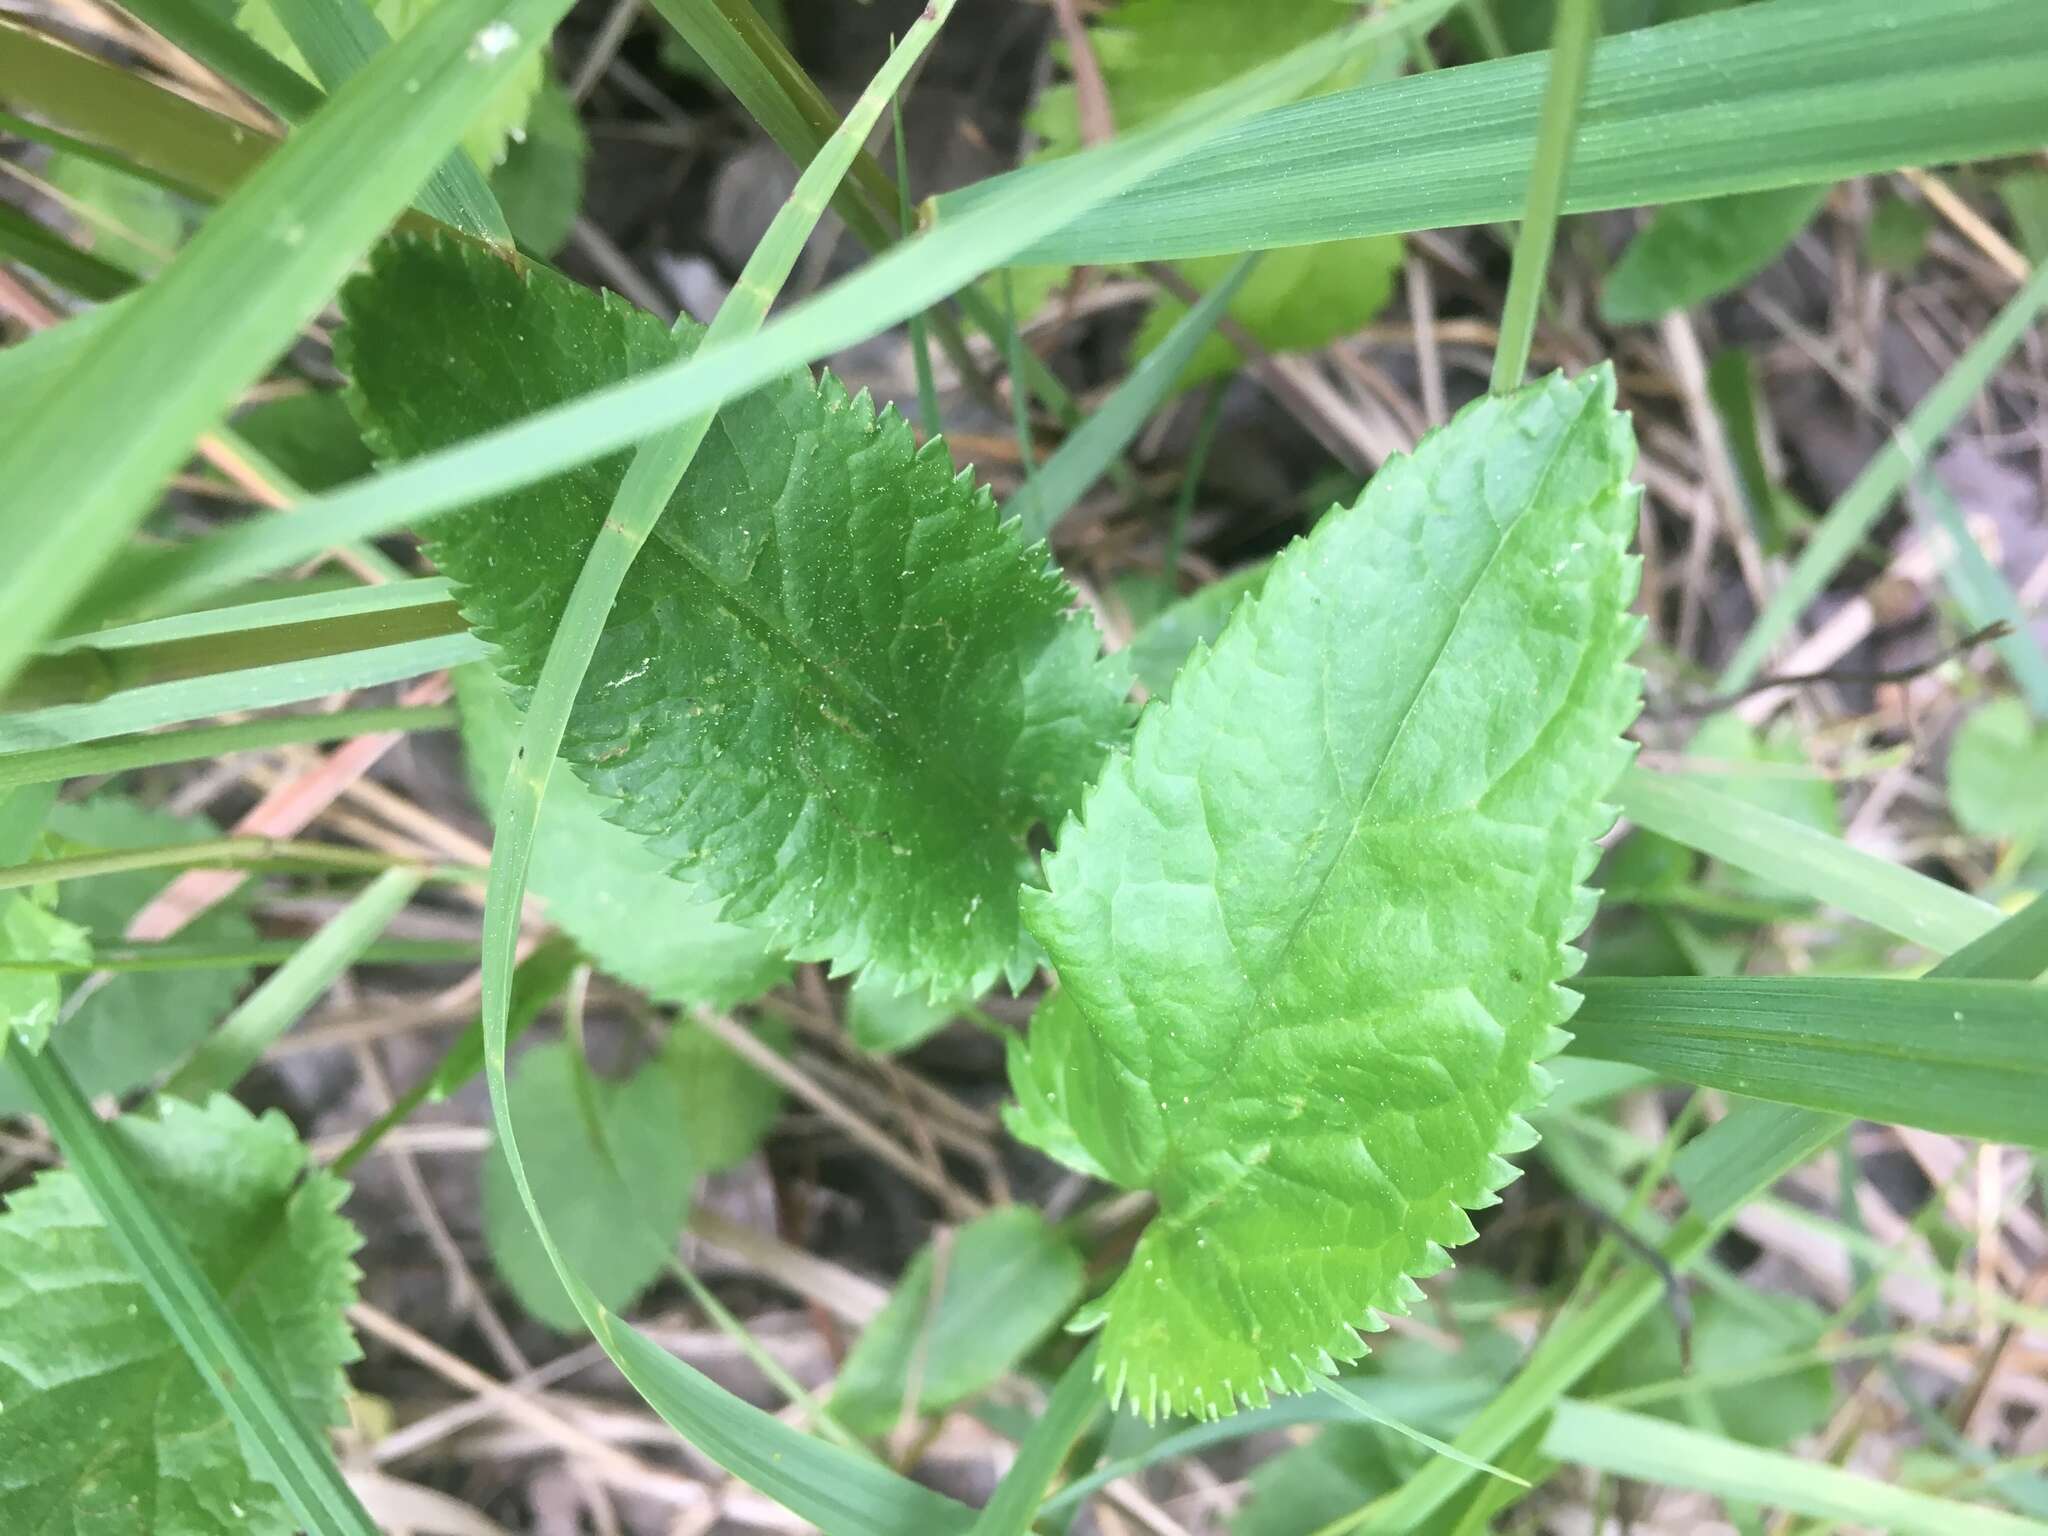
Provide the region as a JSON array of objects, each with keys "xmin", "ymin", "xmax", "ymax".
[
  {"xmin": 230, "ymin": 390, "xmax": 376, "ymax": 493},
  {"xmin": 491, "ymin": 74, "xmax": 586, "ymax": 256},
  {"xmin": 658, "ymin": 1015, "xmax": 785, "ymax": 1173},
  {"xmin": 481, "ymin": 1040, "xmax": 695, "ymax": 1332},
  {"xmin": 1949, "ymin": 698, "xmax": 2048, "ymax": 844},
  {"xmin": 831, "ymin": 1207, "xmax": 1085, "ymax": 1437},
  {"xmin": 1864, "ymin": 195, "xmax": 1935, "ymax": 273},
  {"xmin": 1014, "ymin": 369, "xmax": 1642, "ymax": 1418},
  {"xmin": 846, "ymin": 971, "xmax": 959, "ymax": 1055},
  {"xmin": 0, "ymin": 795, "xmax": 256, "ymax": 1114},
  {"xmin": 342, "ymin": 236, "xmax": 1131, "ymax": 1000},
  {"xmin": 1588, "ymin": 1291, "xmax": 1831, "ymax": 1448},
  {"xmin": 0, "ymin": 890, "xmax": 93, "ymax": 1052},
  {"xmin": 1999, "ymin": 169, "xmax": 2048, "ymax": 264},
  {"xmin": 1600, "ymin": 186, "xmax": 1828, "ymax": 325},
  {"xmin": 0, "ymin": 1095, "xmax": 361, "ymax": 1536},
  {"xmin": 1125, "ymin": 564, "xmax": 1268, "ymax": 698},
  {"xmin": 455, "ymin": 664, "xmax": 787, "ymax": 1010}
]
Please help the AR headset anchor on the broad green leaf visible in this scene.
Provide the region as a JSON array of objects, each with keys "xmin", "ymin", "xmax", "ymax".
[
  {"xmin": 489, "ymin": 74, "xmax": 586, "ymax": 255},
  {"xmin": 230, "ymin": 390, "xmax": 375, "ymax": 492},
  {"xmin": 0, "ymin": 1095, "xmax": 361, "ymax": 1536},
  {"xmin": 846, "ymin": 971, "xmax": 959, "ymax": 1056},
  {"xmin": 1125, "ymin": 564, "xmax": 1269, "ymax": 698},
  {"xmin": 455, "ymin": 665, "xmax": 786, "ymax": 1009},
  {"xmin": 1032, "ymin": 0, "xmax": 1398, "ymax": 376},
  {"xmin": 0, "ymin": 795, "xmax": 256, "ymax": 1113},
  {"xmin": 657, "ymin": 1015, "xmax": 784, "ymax": 1172},
  {"xmin": 1949, "ymin": 698, "xmax": 2048, "ymax": 845},
  {"xmin": 481, "ymin": 1040, "xmax": 696, "ymax": 1331},
  {"xmin": 237, "ymin": 0, "xmax": 540, "ymax": 167},
  {"xmin": 1599, "ymin": 186, "xmax": 1827, "ymax": 324},
  {"xmin": 343, "ymin": 237, "xmax": 1131, "ymax": 1000},
  {"xmin": 0, "ymin": 888, "xmax": 92, "ymax": 1052},
  {"xmin": 831, "ymin": 1207, "xmax": 1086, "ymax": 1436},
  {"xmin": 1012, "ymin": 369, "xmax": 1642, "ymax": 1418}
]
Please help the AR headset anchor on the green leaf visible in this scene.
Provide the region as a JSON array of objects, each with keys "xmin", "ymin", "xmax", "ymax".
[
  {"xmin": 455, "ymin": 664, "xmax": 786, "ymax": 1009},
  {"xmin": 236, "ymin": 0, "xmax": 540, "ymax": 168},
  {"xmin": 230, "ymin": 390, "xmax": 376, "ymax": 492},
  {"xmin": 1949, "ymin": 697, "xmax": 2048, "ymax": 845},
  {"xmin": 481, "ymin": 1040, "xmax": 695, "ymax": 1331},
  {"xmin": 45, "ymin": 150, "xmax": 191, "ymax": 277},
  {"xmin": 0, "ymin": 795, "xmax": 256, "ymax": 1114},
  {"xmin": 657, "ymin": 1015, "xmax": 785, "ymax": 1172},
  {"xmin": 1012, "ymin": 368, "xmax": 1642, "ymax": 1418},
  {"xmin": 0, "ymin": 889, "xmax": 93, "ymax": 1052},
  {"xmin": 1599, "ymin": 186, "xmax": 1827, "ymax": 325},
  {"xmin": 342, "ymin": 236, "xmax": 1131, "ymax": 1000},
  {"xmin": 1137, "ymin": 240, "xmax": 1403, "ymax": 385},
  {"xmin": 490, "ymin": 74, "xmax": 586, "ymax": 255},
  {"xmin": 1125, "ymin": 564, "xmax": 1270, "ymax": 698},
  {"xmin": 831, "ymin": 1207, "xmax": 1086, "ymax": 1437},
  {"xmin": 1865, "ymin": 194, "xmax": 1935, "ymax": 273},
  {"xmin": 846, "ymin": 971, "xmax": 959, "ymax": 1056},
  {"xmin": 0, "ymin": 1095, "xmax": 361, "ymax": 1536}
]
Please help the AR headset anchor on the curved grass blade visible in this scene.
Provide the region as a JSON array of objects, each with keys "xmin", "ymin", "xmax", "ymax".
[
  {"xmin": 937, "ymin": 0, "xmax": 2048, "ymax": 265},
  {"xmin": 93, "ymin": 1, "xmax": 1452, "ymax": 625},
  {"xmin": 0, "ymin": 0, "xmax": 578, "ymax": 692},
  {"xmin": 1568, "ymin": 976, "xmax": 2048, "ymax": 1148}
]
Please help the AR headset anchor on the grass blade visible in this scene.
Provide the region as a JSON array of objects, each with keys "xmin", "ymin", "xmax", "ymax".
[
  {"xmin": 1568, "ymin": 976, "xmax": 2048, "ymax": 1148},
  {"xmin": 164, "ymin": 866, "xmax": 426, "ymax": 1100},
  {"xmin": 1718, "ymin": 257, "xmax": 2048, "ymax": 690},
  {"xmin": 114, "ymin": 0, "xmax": 326, "ymax": 123},
  {"xmin": 94, "ymin": 2, "xmax": 1451, "ymax": 625},
  {"xmin": 6, "ymin": 1044, "xmax": 377, "ymax": 1536},
  {"xmin": 1616, "ymin": 765, "xmax": 1998, "ymax": 953},
  {"xmin": 1008, "ymin": 255, "xmax": 1255, "ymax": 545},
  {"xmin": 1490, "ymin": 0, "xmax": 1595, "ymax": 394},
  {"xmin": 0, "ymin": 0, "xmax": 577, "ymax": 691},
  {"xmin": 938, "ymin": 0, "xmax": 2048, "ymax": 264},
  {"xmin": 967, "ymin": 1342, "xmax": 1104, "ymax": 1536},
  {"xmin": 1546, "ymin": 1401, "xmax": 2048, "ymax": 1536},
  {"xmin": 0, "ymin": 704, "xmax": 454, "ymax": 791}
]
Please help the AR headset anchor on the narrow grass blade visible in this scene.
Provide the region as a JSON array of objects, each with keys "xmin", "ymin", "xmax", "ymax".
[
  {"xmin": 1317, "ymin": 1376, "xmax": 1528, "ymax": 1489},
  {"xmin": 114, "ymin": 0, "xmax": 325, "ymax": 123},
  {"xmin": 1008, "ymin": 255, "xmax": 1255, "ymax": 545},
  {"xmin": 0, "ymin": 704, "xmax": 454, "ymax": 791},
  {"xmin": 474, "ymin": 13, "xmax": 978, "ymax": 1530},
  {"xmin": 0, "ymin": 202, "xmax": 136, "ymax": 299},
  {"xmin": 164, "ymin": 866, "xmax": 425, "ymax": 1100},
  {"xmin": 939, "ymin": 0, "xmax": 2048, "ymax": 264},
  {"xmin": 1489, "ymin": 0, "xmax": 1595, "ymax": 394},
  {"xmin": 261, "ymin": 0, "xmax": 510, "ymax": 241},
  {"xmin": 0, "ymin": 936, "xmax": 470, "ymax": 975},
  {"xmin": 1617, "ymin": 766, "xmax": 1998, "ymax": 953},
  {"xmin": 1719, "ymin": 258, "xmax": 2048, "ymax": 691},
  {"xmin": 1569, "ymin": 976, "xmax": 2048, "ymax": 1148},
  {"xmin": 0, "ymin": 627, "xmax": 482, "ymax": 750},
  {"xmin": 0, "ymin": 20, "xmax": 268, "ymax": 200},
  {"xmin": 96, "ymin": 3, "xmax": 1448, "ymax": 624},
  {"xmin": 0, "ymin": 835, "xmax": 428, "ymax": 892},
  {"xmin": 0, "ymin": 0, "xmax": 577, "ymax": 692},
  {"xmin": 1545, "ymin": 1401, "xmax": 2048, "ymax": 1536},
  {"xmin": 967, "ymin": 1342, "xmax": 1104, "ymax": 1536},
  {"xmin": 49, "ymin": 577, "xmax": 456, "ymax": 654},
  {"xmin": 1356, "ymin": 894, "xmax": 2048, "ymax": 1531},
  {"xmin": 7, "ymin": 1045, "xmax": 378, "ymax": 1536}
]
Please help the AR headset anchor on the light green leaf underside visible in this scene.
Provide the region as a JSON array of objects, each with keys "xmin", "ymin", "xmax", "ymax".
[
  {"xmin": 0, "ymin": 795, "xmax": 257, "ymax": 1114},
  {"xmin": 236, "ymin": 0, "xmax": 540, "ymax": 167},
  {"xmin": 1013, "ymin": 369, "xmax": 1643, "ymax": 1419},
  {"xmin": 340, "ymin": 237, "xmax": 1131, "ymax": 1001},
  {"xmin": 0, "ymin": 1096, "xmax": 361, "ymax": 1536},
  {"xmin": 455, "ymin": 664, "xmax": 787, "ymax": 1010},
  {"xmin": 0, "ymin": 890, "xmax": 92, "ymax": 1053}
]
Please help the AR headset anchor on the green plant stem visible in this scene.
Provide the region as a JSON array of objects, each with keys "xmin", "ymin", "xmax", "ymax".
[
  {"xmin": 0, "ymin": 705, "xmax": 456, "ymax": 791},
  {"xmin": 1490, "ymin": 0, "xmax": 1596, "ymax": 393},
  {"xmin": 9, "ymin": 1043, "xmax": 379, "ymax": 1536},
  {"xmin": 0, "ymin": 835, "xmax": 460, "ymax": 892},
  {"xmin": 1166, "ymin": 380, "xmax": 1229, "ymax": 582}
]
